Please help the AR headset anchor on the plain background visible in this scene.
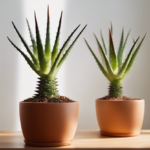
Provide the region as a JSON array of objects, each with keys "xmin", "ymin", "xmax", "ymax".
[{"xmin": 0, "ymin": 0, "xmax": 150, "ymax": 130}]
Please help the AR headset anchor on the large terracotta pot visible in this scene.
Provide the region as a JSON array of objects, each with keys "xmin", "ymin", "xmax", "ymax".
[
  {"xmin": 96, "ymin": 99, "xmax": 145, "ymax": 137},
  {"xmin": 19, "ymin": 101, "xmax": 79, "ymax": 147}
]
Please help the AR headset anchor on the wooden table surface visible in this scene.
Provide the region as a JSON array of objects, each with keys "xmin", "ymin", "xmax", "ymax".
[{"xmin": 0, "ymin": 130, "xmax": 150, "ymax": 150}]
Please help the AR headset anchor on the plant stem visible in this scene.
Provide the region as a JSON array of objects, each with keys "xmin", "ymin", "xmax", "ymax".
[
  {"xmin": 34, "ymin": 77, "xmax": 59, "ymax": 98},
  {"xmin": 108, "ymin": 80, "xmax": 122, "ymax": 97}
]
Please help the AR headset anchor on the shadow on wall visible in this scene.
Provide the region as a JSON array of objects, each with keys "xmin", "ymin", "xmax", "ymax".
[{"xmin": 0, "ymin": 0, "xmax": 24, "ymax": 130}]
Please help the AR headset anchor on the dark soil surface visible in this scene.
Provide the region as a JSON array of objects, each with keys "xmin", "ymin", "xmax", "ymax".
[
  {"xmin": 98, "ymin": 95, "xmax": 142, "ymax": 101},
  {"xmin": 23, "ymin": 96, "xmax": 75, "ymax": 103}
]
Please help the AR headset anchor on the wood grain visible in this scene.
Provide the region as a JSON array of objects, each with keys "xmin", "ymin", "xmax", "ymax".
[{"xmin": 0, "ymin": 130, "xmax": 150, "ymax": 150}]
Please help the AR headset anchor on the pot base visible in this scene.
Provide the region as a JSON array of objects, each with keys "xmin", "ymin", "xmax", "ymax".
[
  {"xmin": 24, "ymin": 140, "xmax": 73, "ymax": 147},
  {"xmin": 100, "ymin": 131, "xmax": 140, "ymax": 137}
]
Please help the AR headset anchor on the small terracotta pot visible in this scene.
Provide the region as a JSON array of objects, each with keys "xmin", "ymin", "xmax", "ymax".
[
  {"xmin": 96, "ymin": 99, "xmax": 145, "ymax": 137},
  {"xmin": 19, "ymin": 101, "xmax": 79, "ymax": 147}
]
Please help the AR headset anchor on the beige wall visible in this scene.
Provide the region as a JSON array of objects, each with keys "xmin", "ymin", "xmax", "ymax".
[{"xmin": 0, "ymin": 0, "xmax": 150, "ymax": 130}]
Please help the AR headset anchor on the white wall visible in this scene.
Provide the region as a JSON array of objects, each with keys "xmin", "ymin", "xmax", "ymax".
[{"xmin": 0, "ymin": 0, "xmax": 150, "ymax": 130}]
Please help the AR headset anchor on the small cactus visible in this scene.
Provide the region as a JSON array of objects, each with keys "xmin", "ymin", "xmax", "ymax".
[
  {"xmin": 8, "ymin": 6, "xmax": 86, "ymax": 99},
  {"xmin": 85, "ymin": 24, "xmax": 146, "ymax": 97}
]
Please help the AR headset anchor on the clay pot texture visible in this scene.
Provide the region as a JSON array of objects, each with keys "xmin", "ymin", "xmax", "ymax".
[
  {"xmin": 96, "ymin": 99, "xmax": 145, "ymax": 137},
  {"xmin": 19, "ymin": 101, "xmax": 79, "ymax": 147}
]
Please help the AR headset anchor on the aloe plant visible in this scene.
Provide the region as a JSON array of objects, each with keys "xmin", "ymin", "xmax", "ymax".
[
  {"xmin": 8, "ymin": 7, "xmax": 86, "ymax": 99},
  {"xmin": 85, "ymin": 24, "xmax": 146, "ymax": 97}
]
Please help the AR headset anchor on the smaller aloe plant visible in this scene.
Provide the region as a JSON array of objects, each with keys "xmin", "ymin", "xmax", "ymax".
[
  {"xmin": 8, "ymin": 6, "xmax": 86, "ymax": 99},
  {"xmin": 84, "ymin": 24, "xmax": 146, "ymax": 97}
]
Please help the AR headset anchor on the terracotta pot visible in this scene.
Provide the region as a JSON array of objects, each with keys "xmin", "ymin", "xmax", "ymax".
[
  {"xmin": 96, "ymin": 99, "xmax": 145, "ymax": 137},
  {"xmin": 19, "ymin": 101, "xmax": 79, "ymax": 147}
]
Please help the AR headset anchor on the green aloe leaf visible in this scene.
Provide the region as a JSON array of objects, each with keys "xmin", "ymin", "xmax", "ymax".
[
  {"xmin": 122, "ymin": 33, "xmax": 147, "ymax": 80},
  {"xmin": 26, "ymin": 19, "xmax": 38, "ymax": 59},
  {"xmin": 118, "ymin": 29, "xmax": 131, "ymax": 71},
  {"xmin": 49, "ymin": 24, "xmax": 81, "ymax": 78},
  {"xmin": 8, "ymin": 37, "xmax": 41, "ymax": 76},
  {"xmin": 94, "ymin": 34, "xmax": 117, "ymax": 79},
  {"xmin": 45, "ymin": 6, "xmax": 51, "ymax": 62},
  {"xmin": 54, "ymin": 25, "xmax": 87, "ymax": 76},
  {"xmin": 123, "ymin": 30, "xmax": 131, "ymax": 48},
  {"xmin": 109, "ymin": 28, "xmax": 118, "ymax": 74},
  {"xmin": 84, "ymin": 39, "xmax": 113, "ymax": 82},
  {"xmin": 12, "ymin": 22, "xmax": 39, "ymax": 68},
  {"xmin": 100, "ymin": 30, "xmax": 107, "ymax": 54},
  {"xmin": 94, "ymin": 33, "xmax": 107, "ymax": 70},
  {"xmin": 117, "ymin": 28, "xmax": 124, "ymax": 70},
  {"xmin": 51, "ymin": 12, "xmax": 62, "ymax": 66},
  {"xmin": 34, "ymin": 12, "xmax": 48, "ymax": 74},
  {"xmin": 116, "ymin": 37, "xmax": 140, "ymax": 79}
]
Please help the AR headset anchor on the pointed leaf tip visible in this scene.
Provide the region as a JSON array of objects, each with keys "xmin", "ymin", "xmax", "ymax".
[
  {"xmin": 136, "ymin": 36, "xmax": 140, "ymax": 42},
  {"xmin": 109, "ymin": 27, "xmax": 112, "ymax": 35},
  {"xmin": 34, "ymin": 11, "xmax": 36, "ymax": 18},
  {"xmin": 7, "ymin": 36, "xmax": 10, "ymax": 41},
  {"xmin": 110, "ymin": 22, "xmax": 113, "ymax": 34},
  {"xmin": 144, "ymin": 32, "xmax": 147, "ymax": 37},
  {"xmin": 47, "ymin": 5, "xmax": 49, "ymax": 18},
  {"xmin": 76, "ymin": 24, "xmax": 81, "ymax": 30},
  {"xmin": 60, "ymin": 11, "xmax": 63, "ymax": 19},
  {"xmin": 12, "ymin": 22, "xmax": 16, "ymax": 28},
  {"xmin": 83, "ymin": 24, "xmax": 87, "ymax": 29}
]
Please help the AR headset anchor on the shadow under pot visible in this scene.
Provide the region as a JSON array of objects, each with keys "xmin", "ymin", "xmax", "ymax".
[
  {"xmin": 96, "ymin": 99, "xmax": 145, "ymax": 137},
  {"xmin": 19, "ymin": 101, "xmax": 79, "ymax": 147}
]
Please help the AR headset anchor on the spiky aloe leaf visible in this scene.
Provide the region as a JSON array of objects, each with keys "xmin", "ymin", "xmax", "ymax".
[
  {"xmin": 109, "ymin": 28, "xmax": 118, "ymax": 74},
  {"xmin": 94, "ymin": 33, "xmax": 107, "ymax": 69},
  {"xmin": 45, "ymin": 6, "xmax": 51, "ymax": 62},
  {"xmin": 34, "ymin": 12, "xmax": 48, "ymax": 74},
  {"xmin": 12, "ymin": 22, "xmax": 39, "ymax": 68},
  {"xmin": 116, "ymin": 37, "xmax": 140, "ymax": 79},
  {"xmin": 100, "ymin": 30, "xmax": 107, "ymax": 54},
  {"xmin": 26, "ymin": 19, "xmax": 38, "ymax": 59},
  {"xmin": 122, "ymin": 33, "xmax": 147, "ymax": 80},
  {"xmin": 51, "ymin": 12, "xmax": 62, "ymax": 66},
  {"xmin": 123, "ymin": 30, "xmax": 131, "ymax": 48},
  {"xmin": 7, "ymin": 37, "xmax": 41, "ymax": 76},
  {"xmin": 54, "ymin": 25, "xmax": 87, "ymax": 76},
  {"xmin": 93, "ymin": 34, "xmax": 119, "ymax": 80},
  {"xmin": 118, "ymin": 29, "xmax": 131, "ymax": 71},
  {"xmin": 94, "ymin": 33, "xmax": 115, "ymax": 77},
  {"xmin": 49, "ymin": 24, "xmax": 81, "ymax": 78},
  {"xmin": 117, "ymin": 28, "xmax": 124, "ymax": 70},
  {"xmin": 84, "ymin": 39, "xmax": 113, "ymax": 82}
]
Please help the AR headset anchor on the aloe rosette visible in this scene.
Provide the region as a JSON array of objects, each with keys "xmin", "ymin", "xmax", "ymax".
[
  {"xmin": 8, "ymin": 6, "xmax": 86, "ymax": 99},
  {"xmin": 85, "ymin": 24, "xmax": 146, "ymax": 97}
]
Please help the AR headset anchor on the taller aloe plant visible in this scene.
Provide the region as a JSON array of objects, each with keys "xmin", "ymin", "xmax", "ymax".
[
  {"xmin": 85, "ymin": 24, "xmax": 146, "ymax": 97},
  {"xmin": 8, "ymin": 7, "xmax": 86, "ymax": 99}
]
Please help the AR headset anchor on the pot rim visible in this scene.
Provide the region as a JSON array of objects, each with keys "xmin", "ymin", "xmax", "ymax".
[
  {"xmin": 95, "ymin": 98, "xmax": 144, "ymax": 102},
  {"xmin": 20, "ymin": 101, "xmax": 79, "ymax": 104}
]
